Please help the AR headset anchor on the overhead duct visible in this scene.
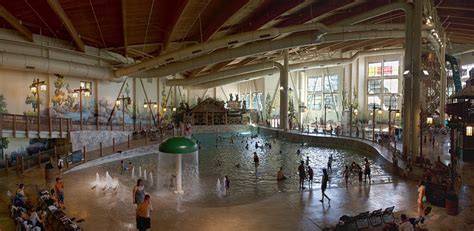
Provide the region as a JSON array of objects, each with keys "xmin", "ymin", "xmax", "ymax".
[
  {"xmin": 167, "ymin": 62, "xmax": 280, "ymax": 86},
  {"xmin": 187, "ymin": 48, "xmax": 404, "ymax": 89},
  {"xmin": 116, "ymin": 23, "xmax": 406, "ymax": 77},
  {"xmin": 190, "ymin": 69, "xmax": 278, "ymax": 89},
  {"xmin": 136, "ymin": 29, "xmax": 408, "ymax": 79},
  {"xmin": 0, "ymin": 51, "xmax": 124, "ymax": 82},
  {"xmin": 117, "ymin": 2, "xmax": 413, "ymax": 78}
]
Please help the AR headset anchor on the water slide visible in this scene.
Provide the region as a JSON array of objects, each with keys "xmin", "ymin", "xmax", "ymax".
[{"xmin": 445, "ymin": 54, "xmax": 462, "ymax": 92}]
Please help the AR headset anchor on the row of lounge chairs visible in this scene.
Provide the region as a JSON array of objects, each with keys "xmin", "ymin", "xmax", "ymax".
[{"xmin": 324, "ymin": 206, "xmax": 395, "ymax": 230}]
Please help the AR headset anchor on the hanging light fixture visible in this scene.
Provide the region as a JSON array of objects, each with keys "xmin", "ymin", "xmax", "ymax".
[{"xmin": 467, "ymin": 126, "xmax": 473, "ymax": 137}]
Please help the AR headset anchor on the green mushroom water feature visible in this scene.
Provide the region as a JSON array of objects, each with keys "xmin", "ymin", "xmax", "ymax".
[{"xmin": 158, "ymin": 137, "xmax": 199, "ymax": 195}]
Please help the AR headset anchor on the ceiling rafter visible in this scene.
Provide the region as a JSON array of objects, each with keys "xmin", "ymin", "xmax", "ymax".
[
  {"xmin": 277, "ymin": 0, "xmax": 362, "ymax": 27},
  {"xmin": 47, "ymin": 0, "xmax": 85, "ymax": 52},
  {"xmin": 162, "ymin": 0, "xmax": 190, "ymax": 52},
  {"xmin": 200, "ymin": 0, "xmax": 250, "ymax": 41},
  {"xmin": 121, "ymin": 0, "xmax": 128, "ymax": 56},
  {"xmin": 231, "ymin": 0, "xmax": 304, "ymax": 33},
  {"xmin": 363, "ymin": 38, "xmax": 403, "ymax": 50},
  {"xmin": 0, "ymin": 5, "xmax": 33, "ymax": 42}
]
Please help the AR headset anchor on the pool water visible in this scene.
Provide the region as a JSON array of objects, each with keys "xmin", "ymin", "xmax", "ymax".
[{"xmin": 98, "ymin": 132, "xmax": 391, "ymax": 207}]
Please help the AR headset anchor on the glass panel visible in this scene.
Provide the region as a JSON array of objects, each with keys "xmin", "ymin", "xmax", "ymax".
[
  {"xmin": 368, "ymin": 62, "xmax": 382, "ymax": 77},
  {"xmin": 307, "ymin": 94, "xmax": 322, "ymax": 110},
  {"xmin": 368, "ymin": 79, "xmax": 382, "ymax": 94},
  {"xmin": 368, "ymin": 95, "xmax": 381, "ymax": 109},
  {"xmin": 324, "ymin": 94, "xmax": 338, "ymax": 108},
  {"xmin": 383, "ymin": 79, "xmax": 398, "ymax": 93},
  {"xmin": 383, "ymin": 95, "xmax": 398, "ymax": 110},
  {"xmin": 324, "ymin": 75, "xmax": 338, "ymax": 92},
  {"xmin": 245, "ymin": 94, "xmax": 250, "ymax": 109},
  {"xmin": 383, "ymin": 61, "xmax": 399, "ymax": 76},
  {"xmin": 308, "ymin": 77, "xmax": 322, "ymax": 92}
]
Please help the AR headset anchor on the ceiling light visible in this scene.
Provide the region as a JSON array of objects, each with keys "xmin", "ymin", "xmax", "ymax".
[
  {"xmin": 403, "ymin": 70, "xmax": 410, "ymax": 75},
  {"xmin": 423, "ymin": 70, "xmax": 429, "ymax": 75}
]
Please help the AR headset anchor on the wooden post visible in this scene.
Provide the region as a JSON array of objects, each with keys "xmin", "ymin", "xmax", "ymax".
[
  {"xmin": 60, "ymin": 118, "xmax": 63, "ymax": 137},
  {"xmin": 128, "ymin": 135, "xmax": 131, "ymax": 149},
  {"xmin": 25, "ymin": 115, "xmax": 29, "ymax": 138},
  {"xmin": 100, "ymin": 142, "xmax": 103, "ymax": 157},
  {"xmin": 49, "ymin": 117, "xmax": 52, "ymax": 137},
  {"xmin": 20, "ymin": 156, "xmax": 24, "ymax": 174},
  {"xmin": 12, "ymin": 115, "xmax": 16, "ymax": 137},
  {"xmin": 38, "ymin": 151, "xmax": 42, "ymax": 168},
  {"xmin": 66, "ymin": 154, "xmax": 69, "ymax": 169},
  {"xmin": 145, "ymin": 132, "xmax": 148, "ymax": 145},
  {"xmin": 67, "ymin": 118, "xmax": 70, "ymax": 133},
  {"xmin": 83, "ymin": 146, "xmax": 86, "ymax": 163},
  {"xmin": 54, "ymin": 145, "xmax": 58, "ymax": 160},
  {"xmin": 112, "ymin": 137, "xmax": 116, "ymax": 152},
  {"xmin": 4, "ymin": 156, "xmax": 9, "ymax": 175},
  {"xmin": 0, "ymin": 114, "xmax": 3, "ymax": 139},
  {"xmin": 139, "ymin": 121, "xmax": 142, "ymax": 131}
]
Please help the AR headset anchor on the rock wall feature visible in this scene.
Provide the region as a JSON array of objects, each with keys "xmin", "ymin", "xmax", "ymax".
[{"xmin": 70, "ymin": 130, "xmax": 133, "ymax": 152}]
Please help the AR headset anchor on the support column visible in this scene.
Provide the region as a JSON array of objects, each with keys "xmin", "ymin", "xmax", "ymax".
[
  {"xmin": 410, "ymin": 0, "xmax": 422, "ymax": 159},
  {"xmin": 175, "ymin": 155, "xmax": 183, "ymax": 194},
  {"xmin": 439, "ymin": 33, "xmax": 447, "ymax": 125},
  {"xmin": 132, "ymin": 78, "xmax": 137, "ymax": 129},
  {"xmin": 402, "ymin": 3, "xmax": 414, "ymax": 159},
  {"xmin": 298, "ymin": 71, "xmax": 305, "ymax": 130},
  {"xmin": 280, "ymin": 49, "xmax": 289, "ymax": 131}
]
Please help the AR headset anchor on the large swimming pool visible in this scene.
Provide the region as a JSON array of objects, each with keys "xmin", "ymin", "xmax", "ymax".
[{"xmin": 90, "ymin": 132, "xmax": 390, "ymax": 207}]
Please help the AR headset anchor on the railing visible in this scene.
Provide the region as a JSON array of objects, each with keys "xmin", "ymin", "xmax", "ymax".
[
  {"xmin": 0, "ymin": 113, "xmax": 71, "ymax": 137},
  {"xmin": 0, "ymin": 113, "xmax": 160, "ymax": 137}
]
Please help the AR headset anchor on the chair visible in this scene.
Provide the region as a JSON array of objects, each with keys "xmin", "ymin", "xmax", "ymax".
[
  {"xmin": 368, "ymin": 209, "xmax": 383, "ymax": 226},
  {"xmin": 382, "ymin": 206, "xmax": 395, "ymax": 223},
  {"xmin": 335, "ymin": 216, "xmax": 358, "ymax": 231},
  {"xmin": 355, "ymin": 211, "xmax": 370, "ymax": 229}
]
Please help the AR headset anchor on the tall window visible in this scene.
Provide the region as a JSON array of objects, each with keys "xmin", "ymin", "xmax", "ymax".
[
  {"xmin": 80, "ymin": 81, "xmax": 92, "ymax": 91},
  {"xmin": 367, "ymin": 60, "xmax": 400, "ymax": 110},
  {"xmin": 307, "ymin": 75, "xmax": 338, "ymax": 111},
  {"xmin": 252, "ymin": 92, "xmax": 263, "ymax": 110}
]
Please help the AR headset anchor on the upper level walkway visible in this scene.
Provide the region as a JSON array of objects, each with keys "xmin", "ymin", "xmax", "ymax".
[{"xmin": 0, "ymin": 113, "xmax": 152, "ymax": 138}]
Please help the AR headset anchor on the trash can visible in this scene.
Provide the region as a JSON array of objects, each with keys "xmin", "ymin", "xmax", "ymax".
[
  {"xmin": 445, "ymin": 191, "xmax": 459, "ymax": 216},
  {"xmin": 45, "ymin": 162, "xmax": 55, "ymax": 181}
]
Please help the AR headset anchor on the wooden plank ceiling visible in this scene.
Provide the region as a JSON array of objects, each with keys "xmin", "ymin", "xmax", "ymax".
[{"xmin": 0, "ymin": 0, "xmax": 472, "ymax": 75}]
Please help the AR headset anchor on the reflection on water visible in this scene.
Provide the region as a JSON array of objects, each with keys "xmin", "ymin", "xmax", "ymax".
[{"xmin": 99, "ymin": 132, "xmax": 390, "ymax": 207}]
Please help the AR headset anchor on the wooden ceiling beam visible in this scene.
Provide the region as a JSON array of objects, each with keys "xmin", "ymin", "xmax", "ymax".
[
  {"xmin": 200, "ymin": 0, "xmax": 249, "ymax": 41},
  {"xmin": 163, "ymin": 0, "xmax": 189, "ymax": 52},
  {"xmin": 46, "ymin": 0, "xmax": 85, "ymax": 52},
  {"xmin": 277, "ymin": 0, "xmax": 362, "ymax": 27},
  {"xmin": 231, "ymin": 0, "xmax": 304, "ymax": 33},
  {"xmin": 0, "ymin": 6, "xmax": 33, "ymax": 42},
  {"xmin": 121, "ymin": 0, "xmax": 128, "ymax": 56}
]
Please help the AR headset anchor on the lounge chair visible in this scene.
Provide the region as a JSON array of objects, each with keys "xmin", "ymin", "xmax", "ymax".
[{"xmin": 382, "ymin": 206, "xmax": 395, "ymax": 223}]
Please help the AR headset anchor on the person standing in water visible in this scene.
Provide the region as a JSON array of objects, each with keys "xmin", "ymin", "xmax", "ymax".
[
  {"xmin": 343, "ymin": 165, "xmax": 350, "ymax": 187},
  {"xmin": 298, "ymin": 161, "xmax": 306, "ymax": 190},
  {"xmin": 136, "ymin": 194, "xmax": 152, "ymax": 231},
  {"xmin": 224, "ymin": 176, "xmax": 230, "ymax": 196},
  {"xmin": 320, "ymin": 168, "xmax": 331, "ymax": 203},
  {"xmin": 307, "ymin": 166, "xmax": 314, "ymax": 188},
  {"xmin": 133, "ymin": 179, "xmax": 145, "ymax": 205},
  {"xmin": 327, "ymin": 154, "xmax": 333, "ymax": 172},
  {"xmin": 364, "ymin": 158, "xmax": 371, "ymax": 183},
  {"xmin": 253, "ymin": 152, "xmax": 260, "ymax": 167}
]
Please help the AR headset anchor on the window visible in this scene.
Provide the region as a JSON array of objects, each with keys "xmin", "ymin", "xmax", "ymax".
[
  {"xmin": 244, "ymin": 94, "xmax": 250, "ymax": 109},
  {"xmin": 307, "ymin": 77, "xmax": 322, "ymax": 92},
  {"xmin": 367, "ymin": 60, "xmax": 401, "ymax": 111},
  {"xmin": 307, "ymin": 75, "xmax": 339, "ymax": 112},
  {"xmin": 368, "ymin": 79, "xmax": 382, "ymax": 94},
  {"xmin": 324, "ymin": 95, "xmax": 338, "ymax": 108},
  {"xmin": 252, "ymin": 92, "xmax": 263, "ymax": 110},
  {"xmin": 383, "ymin": 79, "xmax": 398, "ymax": 94},
  {"xmin": 307, "ymin": 95, "xmax": 322, "ymax": 110},
  {"xmin": 324, "ymin": 75, "xmax": 338, "ymax": 92},
  {"xmin": 368, "ymin": 62, "xmax": 382, "ymax": 77},
  {"xmin": 80, "ymin": 81, "xmax": 92, "ymax": 91},
  {"xmin": 383, "ymin": 95, "xmax": 399, "ymax": 110},
  {"xmin": 368, "ymin": 96, "xmax": 381, "ymax": 109},
  {"xmin": 383, "ymin": 61, "xmax": 399, "ymax": 76}
]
